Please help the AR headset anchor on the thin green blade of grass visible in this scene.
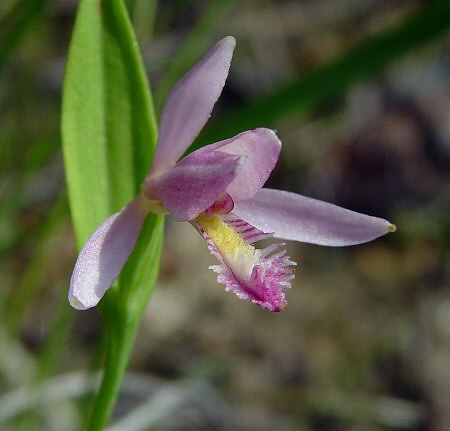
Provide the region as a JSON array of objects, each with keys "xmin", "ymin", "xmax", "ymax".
[
  {"xmin": 3, "ymin": 192, "xmax": 68, "ymax": 336},
  {"xmin": 125, "ymin": 0, "xmax": 158, "ymax": 46},
  {"xmin": 154, "ymin": 0, "xmax": 235, "ymax": 116},
  {"xmin": 197, "ymin": 0, "xmax": 450, "ymax": 147},
  {"xmin": 0, "ymin": 0, "xmax": 49, "ymax": 72}
]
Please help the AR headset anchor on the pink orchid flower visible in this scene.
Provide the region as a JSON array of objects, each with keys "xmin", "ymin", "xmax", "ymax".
[{"xmin": 69, "ymin": 36, "xmax": 395, "ymax": 312}]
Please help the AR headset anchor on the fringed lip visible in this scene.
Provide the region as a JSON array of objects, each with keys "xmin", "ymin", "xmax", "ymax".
[{"xmin": 194, "ymin": 213, "xmax": 297, "ymax": 312}]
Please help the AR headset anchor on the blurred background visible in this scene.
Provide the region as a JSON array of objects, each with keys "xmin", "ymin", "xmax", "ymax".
[{"xmin": 1, "ymin": 0, "xmax": 450, "ymax": 430}]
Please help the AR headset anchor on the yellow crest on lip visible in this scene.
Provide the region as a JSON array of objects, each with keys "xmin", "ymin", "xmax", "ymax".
[
  {"xmin": 196, "ymin": 214, "xmax": 250, "ymax": 255},
  {"xmin": 196, "ymin": 213, "xmax": 260, "ymax": 280}
]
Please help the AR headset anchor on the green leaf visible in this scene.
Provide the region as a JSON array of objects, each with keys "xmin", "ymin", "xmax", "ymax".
[
  {"xmin": 61, "ymin": 0, "xmax": 166, "ymax": 321},
  {"xmin": 62, "ymin": 1, "xmax": 165, "ymax": 426},
  {"xmin": 62, "ymin": 0, "xmax": 158, "ymax": 246}
]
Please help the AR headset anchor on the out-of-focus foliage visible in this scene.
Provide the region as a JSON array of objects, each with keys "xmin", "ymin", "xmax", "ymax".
[
  {"xmin": 0, "ymin": 0, "xmax": 50, "ymax": 72},
  {"xmin": 198, "ymin": 0, "xmax": 450, "ymax": 146},
  {"xmin": 1, "ymin": 1, "xmax": 450, "ymax": 430}
]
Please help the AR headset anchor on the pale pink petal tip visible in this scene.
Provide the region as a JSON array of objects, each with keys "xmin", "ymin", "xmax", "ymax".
[
  {"xmin": 196, "ymin": 215, "xmax": 296, "ymax": 313},
  {"xmin": 234, "ymin": 188, "xmax": 395, "ymax": 247},
  {"xmin": 150, "ymin": 36, "xmax": 236, "ymax": 174},
  {"xmin": 69, "ymin": 197, "xmax": 147, "ymax": 310}
]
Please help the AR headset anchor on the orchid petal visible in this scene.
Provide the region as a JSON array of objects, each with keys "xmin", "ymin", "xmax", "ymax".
[
  {"xmin": 69, "ymin": 197, "xmax": 148, "ymax": 310},
  {"xmin": 234, "ymin": 188, "xmax": 396, "ymax": 246},
  {"xmin": 187, "ymin": 128, "xmax": 281, "ymax": 202},
  {"xmin": 146, "ymin": 151, "xmax": 242, "ymax": 221},
  {"xmin": 150, "ymin": 36, "xmax": 236, "ymax": 174}
]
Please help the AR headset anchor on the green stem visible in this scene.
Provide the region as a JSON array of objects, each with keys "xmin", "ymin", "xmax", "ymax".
[
  {"xmin": 86, "ymin": 319, "xmax": 139, "ymax": 431},
  {"xmin": 85, "ymin": 211, "xmax": 164, "ymax": 431}
]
